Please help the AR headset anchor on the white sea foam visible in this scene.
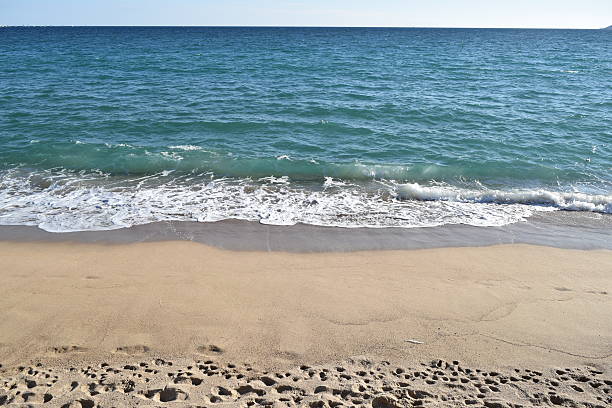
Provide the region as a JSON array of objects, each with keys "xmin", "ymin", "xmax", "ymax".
[
  {"xmin": 0, "ymin": 170, "xmax": 609, "ymax": 233},
  {"xmin": 160, "ymin": 151, "xmax": 184, "ymax": 160},
  {"xmin": 257, "ymin": 176, "xmax": 290, "ymax": 184},
  {"xmin": 169, "ymin": 145, "xmax": 202, "ymax": 151},
  {"xmin": 104, "ymin": 142, "xmax": 133, "ymax": 148},
  {"xmin": 323, "ymin": 177, "xmax": 352, "ymax": 188}
]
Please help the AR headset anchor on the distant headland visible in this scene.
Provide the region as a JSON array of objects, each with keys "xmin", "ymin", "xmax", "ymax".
[{"xmin": 603, "ymin": 25, "xmax": 612, "ymax": 30}]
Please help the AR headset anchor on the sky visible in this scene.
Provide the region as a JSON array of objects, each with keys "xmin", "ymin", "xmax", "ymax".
[{"xmin": 1, "ymin": 0, "xmax": 611, "ymax": 29}]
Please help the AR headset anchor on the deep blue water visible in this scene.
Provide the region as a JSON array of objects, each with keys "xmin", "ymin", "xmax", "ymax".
[{"xmin": 0, "ymin": 27, "xmax": 610, "ymax": 231}]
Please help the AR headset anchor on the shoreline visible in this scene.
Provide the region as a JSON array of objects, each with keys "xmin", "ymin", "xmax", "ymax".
[{"xmin": 0, "ymin": 210, "xmax": 611, "ymax": 251}]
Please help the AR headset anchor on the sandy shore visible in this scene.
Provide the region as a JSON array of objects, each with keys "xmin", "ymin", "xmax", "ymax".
[{"xmin": 0, "ymin": 241, "xmax": 610, "ymax": 406}]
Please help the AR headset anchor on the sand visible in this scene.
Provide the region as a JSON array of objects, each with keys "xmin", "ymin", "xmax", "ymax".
[{"xmin": 0, "ymin": 241, "xmax": 610, "ymax": 407}]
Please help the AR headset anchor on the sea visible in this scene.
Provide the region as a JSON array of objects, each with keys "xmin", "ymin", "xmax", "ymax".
[{"xmin": 0, "ymin": 27, "xmax": 610, "ymax": 233}]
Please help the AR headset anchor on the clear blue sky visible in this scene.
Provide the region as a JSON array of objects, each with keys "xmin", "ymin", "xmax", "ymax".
[{"xmin": 1, "ymin": 0, "xmax": 610, "ymax": 28}]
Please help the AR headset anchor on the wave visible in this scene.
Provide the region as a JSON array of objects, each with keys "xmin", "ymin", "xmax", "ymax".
[
  {"xmin": 0, "ymin": 168, "xmax": 609, "ymax": 233},
  {"xmin": 398, "ymin": 183, "xmax": 612, "ymax": 213},
  {"xmin": 0, "ymin": 140, "xmax": 600, "ymax": 185}
]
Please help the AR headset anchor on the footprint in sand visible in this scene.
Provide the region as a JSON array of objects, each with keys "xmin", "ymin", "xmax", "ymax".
[
  {"xmin": 47, "ymin": 345, "xmax": 86, "ymax": 355},
  {"xmin": 196, "ymin": 344, "xmax": 223, "ymax": 354},
  {"xmin": 586, "ymin": 290, "xmax": 608, "ymax": 295},
  {"xmin": 20, "ymin": 392, "xmax": 53, "ymax": 403},
  {"xmin": 113, "ymin": 345, "xmax": 150, "ymax": 355},
  {"xmin": 142, "ymin": 386, "xmax": 188, "ymax": 402},
  {"xmin": 61, "ymin": 399, "xmax": 95, "ymax": 408},
  {"xmin": 2, "ymin": 358, "xmax": 610, "ymax": 408}
]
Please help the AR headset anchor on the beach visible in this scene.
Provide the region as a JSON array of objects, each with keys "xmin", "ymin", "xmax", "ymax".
[
  {"xmin": 1, "ymin": 232, "xmax": 610, "ymax": 407},
  {"xmin": 1, "ymin": 25, "xmax": 611, "ymax": 407}
]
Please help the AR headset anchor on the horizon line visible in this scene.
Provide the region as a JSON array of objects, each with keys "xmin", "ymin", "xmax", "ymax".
[{"xmin": 0, "ymin": 24, "xmax": 608, "ymax": 30}]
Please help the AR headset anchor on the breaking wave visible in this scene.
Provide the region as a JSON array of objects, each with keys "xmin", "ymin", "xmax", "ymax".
[
  {"xmin": 0, "ymin": 168, "xmax": 609, "ymax": 233},
  {"xmin": 398, "ymin": 183, "xmax": 612, "ymax": 213}
]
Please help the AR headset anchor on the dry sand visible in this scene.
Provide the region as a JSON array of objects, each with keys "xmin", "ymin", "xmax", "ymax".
[{"xmin": 0, "ymin": 241, "xmax": 610, "ymax": 407}]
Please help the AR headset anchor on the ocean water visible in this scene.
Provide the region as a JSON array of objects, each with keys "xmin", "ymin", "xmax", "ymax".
[{"xmin": 0, "ymin": 27, "xmax": 610, "ymax": 232}]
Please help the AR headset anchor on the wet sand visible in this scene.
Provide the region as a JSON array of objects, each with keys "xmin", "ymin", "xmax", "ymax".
[
  {"xmin": 1, "ymin": 211, "xmax": 611, "ymax": 251},
  {"xmin": 0, "ymin": 241, "xmax": 610, "ymax": 406}
]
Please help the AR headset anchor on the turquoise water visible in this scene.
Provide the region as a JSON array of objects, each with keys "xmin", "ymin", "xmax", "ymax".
[{"xmin": 0, "ymin": 27, "xmax": 610, "ymax": 232}]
